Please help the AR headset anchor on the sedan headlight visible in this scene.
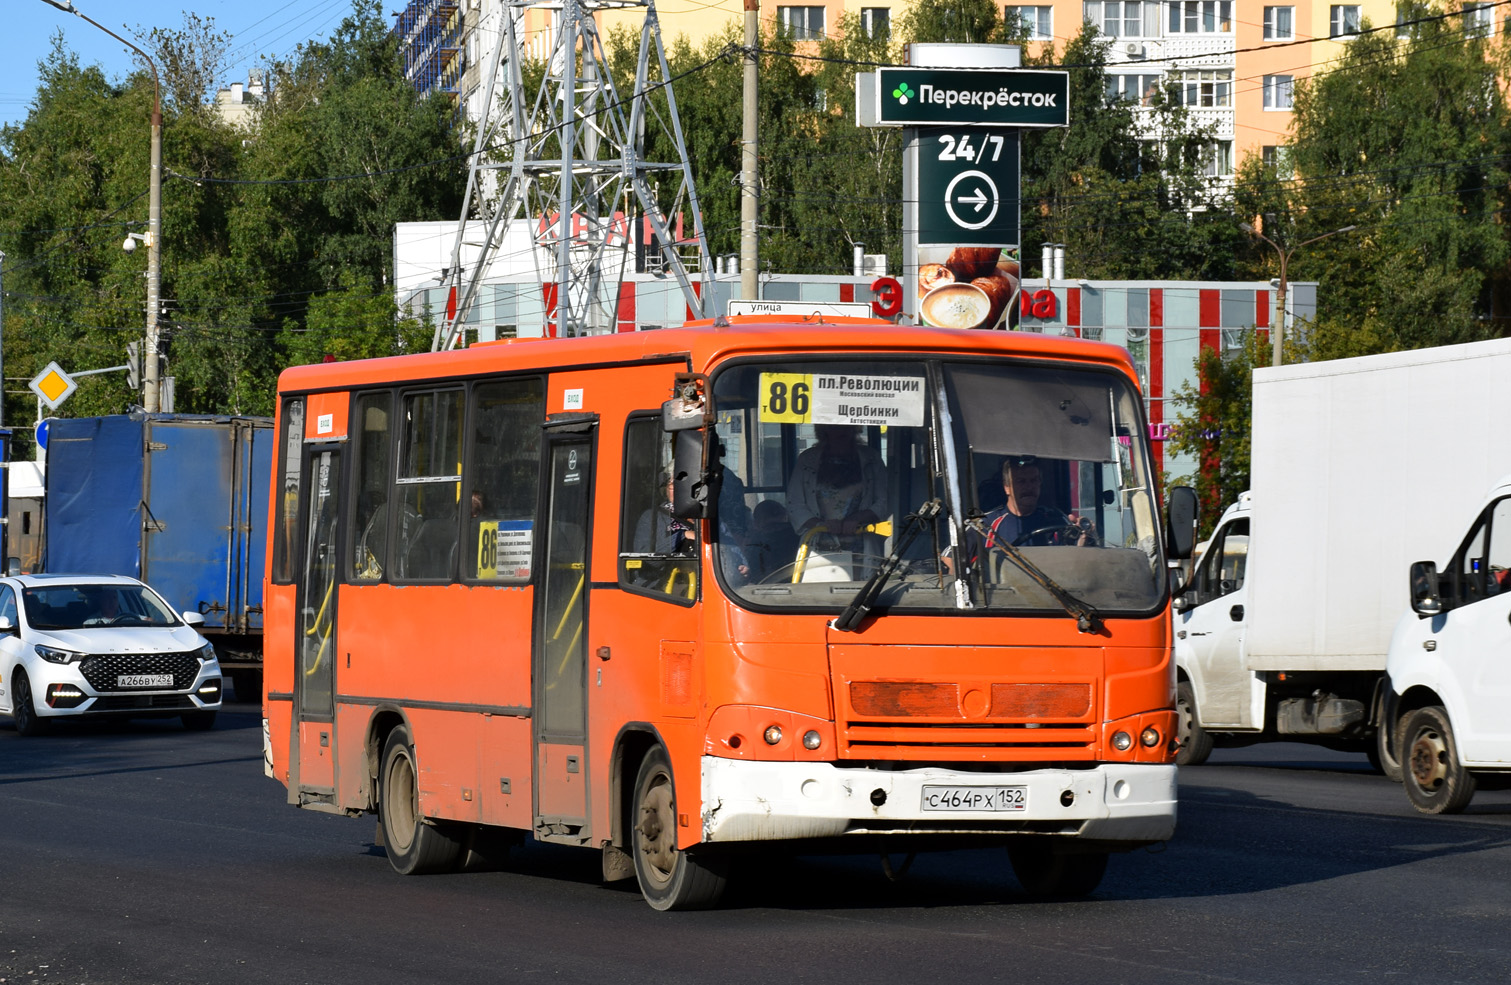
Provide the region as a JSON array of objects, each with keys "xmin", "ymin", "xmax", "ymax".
[
  {"xmin": 35, "ymin": 644, "xmax": 84, "ymax": 665},
  {"xmin": 197, "ymin": 643, "xmax": 218, "ymax": 663}
]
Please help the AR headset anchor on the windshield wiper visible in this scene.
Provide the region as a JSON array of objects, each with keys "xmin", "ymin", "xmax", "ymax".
[
  {"xmin": 831, "ymin": 499, "xmax": 942, "ymax": 633},
  {"xmin": 971, "ymin": 519, "xmax": 1104, "ymax": 634}
]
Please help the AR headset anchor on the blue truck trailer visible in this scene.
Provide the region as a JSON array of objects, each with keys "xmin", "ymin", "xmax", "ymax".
[{"xmin": 43, "ymin": 413, "xmax": 273, "ymax": 699}]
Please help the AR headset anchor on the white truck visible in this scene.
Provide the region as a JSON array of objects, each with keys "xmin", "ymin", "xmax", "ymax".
[
  {"xmin": 1173, "ymin": 338, "xmax": 1511, "ymax": 774},
  {"xmin": 1385, "ymin": 476, "xmax": 1511, "ymax": 813}
]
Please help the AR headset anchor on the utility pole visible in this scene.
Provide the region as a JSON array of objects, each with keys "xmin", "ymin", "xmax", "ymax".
[
  {"xmin": 40, "ymin": 1, "xmax": 163, "ymax": 410},
  {"xmin": 740, "ymin": 0, "xmax": 759, "ymax": 301},
  {"xmin": 1240, "ymin": 222, "xmax": 1356, "ymax": 367}
]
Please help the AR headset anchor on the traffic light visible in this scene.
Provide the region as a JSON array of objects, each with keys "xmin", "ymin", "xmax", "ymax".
[{"xmin": 126, "ymin": 341, "xmax": 140, "ymax": 390}]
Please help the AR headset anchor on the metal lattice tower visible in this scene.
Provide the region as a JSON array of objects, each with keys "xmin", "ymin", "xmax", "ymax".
[{"xmin": 434, "ymin": 0, "xmax": 711, "ymax": 348}]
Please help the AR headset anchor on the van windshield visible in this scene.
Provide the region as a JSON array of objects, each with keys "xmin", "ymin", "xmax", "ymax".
[{"xmin": 709, "ymin": 357, "xmax": 1165, "ymax": 616}]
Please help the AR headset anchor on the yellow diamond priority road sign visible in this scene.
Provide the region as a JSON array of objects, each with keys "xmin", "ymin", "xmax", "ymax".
[{"xmin": 29, "ymin": 361, "xmax": 78, "ymax": 410}]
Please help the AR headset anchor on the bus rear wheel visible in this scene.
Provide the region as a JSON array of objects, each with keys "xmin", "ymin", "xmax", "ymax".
[
  {"xmin": 1008, "ymin": 843, "xmax": 1108, "ymax": 898},
  {"xmin": 631, "ymin": 747, "xmax": 727, "ymax": 910},
  {"xmin": 379, "ymin": 725, "xmax": 463, "ymax": 874}
]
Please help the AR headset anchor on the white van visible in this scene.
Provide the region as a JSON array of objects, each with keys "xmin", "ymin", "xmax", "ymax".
[{"xmin": 1384, "ymin": 476, "xmax": 1511, "ymax": 813}]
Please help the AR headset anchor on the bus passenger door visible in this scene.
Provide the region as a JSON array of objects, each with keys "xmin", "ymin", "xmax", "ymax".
[
  {"xmin": 533, "ymin": 427, "xmax": 594, "ymax": 843},
  {"xmin": 290, "ymin": 446, "xmax": 341, "ymax": 807}
]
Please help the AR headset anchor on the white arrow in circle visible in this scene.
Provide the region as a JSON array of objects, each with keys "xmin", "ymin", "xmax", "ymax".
[
  {"xmin": 942, "ymin": 171, "xmax": 1000, "ymax": 231},
  {"xmin": 959, "ymin": 188, "xmax": 990, "ymax": 212}
]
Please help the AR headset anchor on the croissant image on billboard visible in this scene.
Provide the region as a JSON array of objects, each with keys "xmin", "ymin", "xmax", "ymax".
[{"xmin": 918, "ymin": 246, "xmax": 1019, "ymax": 329}]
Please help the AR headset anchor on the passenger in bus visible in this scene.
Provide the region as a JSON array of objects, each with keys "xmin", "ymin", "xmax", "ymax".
[
  {"xmin": 633, "ymin": 470, "xmax": 697, "ymax": 557},
  {"xmin": 716, "ymin": 456, "xmax": 752, "ymax": 584},
  {"xmin": 786, "ymin": 424, "xmax": 886, "ymax": 551},
  {"xmin": 746, "ymin": 499, "xmax": 800, "ymax": 581}
]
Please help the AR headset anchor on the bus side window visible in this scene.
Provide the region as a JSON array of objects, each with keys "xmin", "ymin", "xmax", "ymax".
[
  {"xmin": 272, "ymin": 397, "xmax": 305, "ymax": 584},
  {"xmin": 396, "ymin": 389, "xmax": 464, "ymax": 582},
  {"xmin": 619, "ymin": 416, "xmax": 696, "ymax": 602},
  {"xmin": 350, "ymin": 391, "xmax": 393, "ymax": 582},
  {"xmin": 467, "ymin": 377, "xmax": 545, "ymax": 582}
]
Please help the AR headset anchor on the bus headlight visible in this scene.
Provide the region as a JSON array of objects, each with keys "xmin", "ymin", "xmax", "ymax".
[
  {"xmin": 1111, "ymin": 730, "xmax": 1133, "ymax": 751},
  {"xmin": 763, "ymin": 725, "xmax": 783, "ymax": 745},
  {"xmin": 1140, "ymin": 726, "xmax": 1161, "ymax": 747}
]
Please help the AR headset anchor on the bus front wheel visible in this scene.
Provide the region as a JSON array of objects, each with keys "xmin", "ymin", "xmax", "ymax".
[
  {"xmin": 379, "ymin": 725, "xmax": 463, "ymax": 874},
  {"xmin": 631, "ymin": 747, "xmax": 727, "ymax": 910},
  {"xmin": 1008, "ymin": 843, "xmax": 1108, "ymax": 898}
]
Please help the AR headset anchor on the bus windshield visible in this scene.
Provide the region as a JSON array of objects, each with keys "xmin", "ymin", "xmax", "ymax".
[{"xmin": 711, "ymin": 357, "xmax": 1165, "ymax": 617}]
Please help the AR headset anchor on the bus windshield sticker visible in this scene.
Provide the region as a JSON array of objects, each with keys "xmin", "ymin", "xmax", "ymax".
[
  {"xmin": 759, "ymin": 372, "xmax": 925, "ymax": 427},
  {"xmin": 478, "ymin": 519, "xmax": 533, "ymax": 579}
]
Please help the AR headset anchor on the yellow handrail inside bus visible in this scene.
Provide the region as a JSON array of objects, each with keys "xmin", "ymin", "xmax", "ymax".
[
  {"xmin": 790, "ymin": 519, "xmax": 894, "ymax": 582},
  {"xmin": 663, "ymin": 565, "xmax": 697, "ymax": 599},
  {"xmin": 546, "ymin": 563, "xmax": 587, "ymax": 688},
  {"xmin": 302, "ymin": 572, "xmax": 335, "ymax": 677}
]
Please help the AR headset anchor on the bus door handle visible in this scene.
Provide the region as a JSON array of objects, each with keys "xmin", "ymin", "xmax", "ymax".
[{"xmin": 1229, "ymin": 604, "xmax": 1244, "ymax": 622}]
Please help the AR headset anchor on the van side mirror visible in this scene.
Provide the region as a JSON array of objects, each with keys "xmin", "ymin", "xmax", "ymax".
[
  {"xmin": 1166, "ymin": 486, "xmax": 1198, "ymax": 560},
  {"xmin": 1410, "ymin": 560, "xmax": 1442, "ymax": 617},
  {"xmin": 0, "ymin": 615, "xmax": 14, "ymax": 633}
]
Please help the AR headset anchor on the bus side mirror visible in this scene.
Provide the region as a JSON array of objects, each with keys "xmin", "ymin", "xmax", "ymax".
[
  {"xmin": 671, "ymin": 428, "xmax": 710, "ymax": 520},
  {"xmin": 1166, "ymin": 486, "xmax": 1198, "ymax": 560},
  {"xmin": 664, "ymin": 373, "xmax": 712, "ymax": 520},
  {"xmin": 1410, "ymin": 560, "xmax": 1443, "ymax": 617}
]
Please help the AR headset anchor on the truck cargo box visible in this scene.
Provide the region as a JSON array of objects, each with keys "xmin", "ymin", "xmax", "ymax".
[{"xmin": 43, "ymin": 413, "xmax": 273, "ymax": 691}]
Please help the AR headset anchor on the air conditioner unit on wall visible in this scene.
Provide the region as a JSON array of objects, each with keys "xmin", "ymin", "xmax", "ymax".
[
  {"xmin": 1123, "ymin": 41, "xmax": 1144, "ymax": 58},
  {"xmin": 861, "ymin": 254, "xmax": 887, "ymax": 277}
]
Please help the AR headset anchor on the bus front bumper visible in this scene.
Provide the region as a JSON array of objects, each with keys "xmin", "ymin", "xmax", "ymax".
[{"xmin": 699, "ymin": 758, "xmax": 1176, "ymax": 845}]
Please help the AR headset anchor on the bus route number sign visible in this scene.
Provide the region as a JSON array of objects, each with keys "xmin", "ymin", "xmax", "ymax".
[
  {"xmin": 477, "ymin": 520, "xmax": 533, "ymax": 580},
  {"xmin": 759, "ymin": 372, "xmax": 926, "ymax": 427}
]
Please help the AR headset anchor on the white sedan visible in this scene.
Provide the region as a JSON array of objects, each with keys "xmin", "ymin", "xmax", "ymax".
[{"xmin": 0, "ymin": 574, "xmax": 223, "ymax": 736}]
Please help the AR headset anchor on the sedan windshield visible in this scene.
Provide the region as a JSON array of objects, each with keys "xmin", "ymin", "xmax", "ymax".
[
  {"xmin": 710, "ymin": 357, "xmax": 1165, "ymax": 617},
  {"xmin": 22, "ymin": 585, "xmax": 181, "ymax": 631}
]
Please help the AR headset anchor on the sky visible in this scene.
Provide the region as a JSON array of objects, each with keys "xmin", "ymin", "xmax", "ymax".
[{"xmin": 4, "ymin": 0, "xmax": 362, "ymax": 129}]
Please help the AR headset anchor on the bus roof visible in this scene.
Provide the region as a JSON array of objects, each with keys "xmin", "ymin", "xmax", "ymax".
[{"xmin": 276, "ymin": 318, "xmax": 1140, "ymax": 393}]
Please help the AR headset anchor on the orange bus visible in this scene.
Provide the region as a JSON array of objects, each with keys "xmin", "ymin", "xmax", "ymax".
[{"xmin": 262, "ymin": 318, "xmax": 1196, "ymax": 909}]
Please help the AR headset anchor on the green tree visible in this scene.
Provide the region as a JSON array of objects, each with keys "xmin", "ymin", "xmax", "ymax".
[
  {"xmin": 1167, "ymin": 330, "xmax": 1265, "ymax": 536},
  {"xmin": 1264, "ymin": 9, "xmax": 1511, "ymax": 355}
]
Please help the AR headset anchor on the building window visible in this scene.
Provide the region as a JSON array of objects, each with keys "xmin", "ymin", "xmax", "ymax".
[
  {"xmin": 1202, "ymin": 140, "xmax": 1234, "ymax": 177},
  {"xmin": 1106, "ymin": 72, "xmax": 1164, "ymax": 105},
  {"xmin": 1463, "ymin": 3, "xmax": 1493, "ymax": 36},
  {"xmin": 861, "ymin": 7, "xmax": 891, "ymax": 39},
  {"xmin": 1263, "ymin": 6, "xmax": 1293, "ymax": 39},
  {"xmin": 1395, "ymin": 3, "xmax": 1421, "ymax": 36},
  {"xmin": 1262, "ymin": 75, "xmax": 1294, "ymax": 110},
  {"xmin": 1174, "ymin": 70, "xmax": 1233, "ymax": 108},
  {"xmin": 777, "ymin": 6, "xmax": 825, "ymax": 40},
  {"xmin": 1167, "ymin": 1, "xmax": 1233, "ymax": 34},
  {"xmin": 1330, "ymin": 5, "xmax": 1361, "ymax": 37},
  {"xmin": 1084, "ymin": 1, "xmax": 1159, "ymax": 37},
  {"xmin": 1261, "ymin": 145, "xmax": 1294, "ymax": 178},
  {"xmin": 1006, "ymin": 5, "xmax": 1053, "ymax": 39}
]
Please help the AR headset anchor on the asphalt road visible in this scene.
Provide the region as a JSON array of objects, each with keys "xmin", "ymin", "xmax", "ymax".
[{"xmin": 2, "ymin": 698, "xmax": 1509, "ymax": 985}]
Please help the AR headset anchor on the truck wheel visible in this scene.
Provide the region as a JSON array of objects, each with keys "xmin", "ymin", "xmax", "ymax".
[
  {"xmin": 1175, "ymin": 681, "xmax": 1212, "ymax": 766},
  {"xmin": 1401, "ymin": 706, "xmax": 1476, "ymax": 814},
  {"xmin": 229, "ymin": 670, "xmax": 262, "ymax": 703},
  {"xmin": 631, "ymin": 746, "xmax": 728, "ymax": 910},
  {"xmin": 1008, "ymin": 843, "xmax": 1108, "ymax": 898},
  {"xmin": 181, "ymin": 710, "xmax": 218, "ymax": 731},
  {"xmin": 11, "ymin": 671, "xmax": 49, "ymax": 737},
  {"xmin": 379, "ymin": 725, "xmax": 464, "ymax": 874},
  {"xmin": 1370, "ymin": 720, "xmax": 1403, "ymax": 783}
]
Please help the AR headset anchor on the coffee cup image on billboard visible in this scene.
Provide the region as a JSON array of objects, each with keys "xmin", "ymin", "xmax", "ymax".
[{"xmin": 918, "ymin": 247, "xmax": 1020, "ymax": 329}]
